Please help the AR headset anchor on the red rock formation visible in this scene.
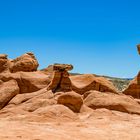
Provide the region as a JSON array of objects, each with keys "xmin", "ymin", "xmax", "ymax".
[
  {"xmin": 84, "ymin": 90, "xmax": 140, "ymax": 114},
  {"xmin": 57, "ymin": 91, "xmax": 83, "ymax": 113},
  {"xmin": 0, "ymin": 52, "xmax": 139, "ymax": 140},
  {"xmin": 0, "ymin": 54, "xmax": 10, "ymax": 73},
  {"xmin": 47, "ymin": 64, "xmax": 73, "ymax": 92},
  {"xmin": 71, "ymin": 74, "xmax": 118, "ymax": 94},
  {"xmin": 0, "ymin": 71, "xmax": 51, "ymax": 93},
  {"xmin": 10, "ymin": 52, "xmax": 39, "ymax": 72},
  {"xmin": 123, "ymin": 72, "xmax": 140, "ymax": 98},
  {"xmin": 0, "ymin": 80, "xmax": 19, "ymax": 109}
]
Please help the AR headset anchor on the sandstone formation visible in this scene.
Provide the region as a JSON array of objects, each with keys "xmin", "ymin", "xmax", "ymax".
[
  {"xmin": 47, "ymin": 64, "xmax": 73, "ymax": 92},
  {"xmin": 10, "ymin": 52, "xmax": 39, "ymax": 72},
  {"xmin": 123, "ymin": 45, "xmax": 140, "ymax": 98},
  {"xmin": 0, "ymin": 54, "xmax": 10, "ymax": 73},
  {"xmin": 0, "ymin": 71, "xmax": 51, "ymax": 93},
  {"xmin": 84, "ymin": 90, "xmax": 140, "ymax": 114},
  {"xmin": 57, "ymin": 91, "xmax": 83, "ymax": 112},
  {"xmin": 123, "ymin": 72, "xmax": 140, "ymax": 98},
  {"xmin": 0, "ymin": 80, "xmax": 19, "ymax": 109},
  {"xmin": 34, "ymin": 104, "xmax": 78, "ymax": 122},
  {"xmin": 0, "ymin": 52, "xmax": 140, "ymax": 139},
  {"xmin": 71, "ymin": 74, "xmax": 118, "ymax": 94}
]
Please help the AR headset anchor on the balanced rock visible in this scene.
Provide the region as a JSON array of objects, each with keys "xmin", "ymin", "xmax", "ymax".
[
  {"xmin": 70, "ymin": 74, "xmax": 118, "ymax": 94},
  {"xmin": 47, "ymin": 64, "xmax": 73, "ymax": 92},
  {"xmin": 10, "ymin": 52, "xmax": 39, "ymax": 72},
  {"xmin": 0, "ymin": 80, "xmax": 19, "ymax": 110},
  {"xmin": 84, "ymin": 90, "xmax": 140, "ymax": 115},
  {"xmin": 57, "ymin": 91, "xmax": 83, "ymax": 113}
]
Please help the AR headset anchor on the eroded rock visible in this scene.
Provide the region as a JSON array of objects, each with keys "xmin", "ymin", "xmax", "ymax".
[
  {"xmin": 0, "ymin": 71, "xmax": 51, "ymax": 93},
  {"xmin": 57, "ymin": 91, "xmax": 83, "ymax": 113},
  {"xmin": 47, "ymin": 64, "xmax": 73, "ymax": 92},
  {"xmin": 0, "ymin": 54, "xmax": 10, "ymax": 73},
  {"xmin": 123, "ymin": 72, "xmax": 140, "ymax": 98},
  {"xmin": 0, "ymin": 80, "xmax": 19, "ymax": 109},
  {"xmin": 71, "ymin": 74, "xmax": 118, "ymax": 94},
  {"xmin": 84, "ymin": 90, "xmax": 140, "ymax": 115},
  {"xmin": 10, "ymin": 52, "xmax": 39, "ymax": 72}
]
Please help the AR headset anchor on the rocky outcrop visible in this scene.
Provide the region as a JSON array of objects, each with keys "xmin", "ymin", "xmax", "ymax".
[
  {"xmin": 84, "ymin": 90, "xmax": 140, "ymax": 114},
  {"xmin": 34, "ymin": 104, "xmax": 78, "ymax": 122},
  {"xmin": 71, "ymin": 74, "xmax": 118, "ymax": 94},
  {"xmin": 10, "ymin": 52, "xmax": 39, "ymax": 72},
  {"xmin": 0, "ymin": 52, "xmax": 39, "ymax": 73},
  {"xmin": 0, "ymin": 54, "xmax": 10, "ymax": 73},
  {"xmin": 57, "ymin": 91, "xmax": 83, "ymax": 113},
  {"xmin": 0, "ymin": 71, "xmax": 51, "ymax": 93},
  {"xmin": 123, "ymin": 72, "xmax": 140, "ymax": 98},
  {"xmin": 47, "ymin": 65, "xmax": 118, "ymax": 94},
  {"xmin": 0, "ymin": 80, "xmax": 19, "ymax": 109},
  {"xmin": 0, "ymin": 51, "xmax": 140, "ymax": 140},
  {"xmin": 47, "ymin": 64, "xmax": 73, "ymax": 92}
]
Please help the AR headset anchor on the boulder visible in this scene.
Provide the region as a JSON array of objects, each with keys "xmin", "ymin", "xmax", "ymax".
[
  {"xmin": 84, "ymin": 90, "xmax": 140, "ymax": 115},
  {"xmin": 123, "ymin": 72, "xmax": 140, "ymax": 99},
  {"xmin": 0, "ymin": 54, "xmax": 10, "ymax": 73},
  {"xmin": 10, "ymin": 52, "xmax": 39, "ymax": 72},
  {"xmin": 70, "ymin": 74, "xmax": 118, "ymax": 94},
  {"xmin": 57, "ymin": 91, "xmax": 83, "ymax": 113},
  {"xmin": 0, "ymin": 71, "xmax": 51, "ymax": 93},
  {"xmin": 0, "ymin": 80, "xmax": 19, "ymax": 109}
]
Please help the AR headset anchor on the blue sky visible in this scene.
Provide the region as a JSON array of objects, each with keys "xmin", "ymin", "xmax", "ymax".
[{"xmin": 0, "ymin": 0, "xmax": 140, "ymax": 78}]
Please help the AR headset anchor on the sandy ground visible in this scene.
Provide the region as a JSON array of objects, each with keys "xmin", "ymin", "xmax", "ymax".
[{"xmin": 0, "ymin": 110, "xmax": 140, "ymax": 140}]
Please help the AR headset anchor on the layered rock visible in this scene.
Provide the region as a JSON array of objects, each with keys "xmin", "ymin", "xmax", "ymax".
[
  {"xmin": 0, "ymin": 54, "xmax": 10, "ymax": 73},
  {"xmin": 34, "ymin": 104, "xmax": 78, "ymax": 122},
  {"xmin": 123, "ymin": 72, "xmax": 140, "ymax": 98},
  {"xmin": 0, "ymin": 80, "xmax": 19, "ymax": 109},
  {"xmin": 71, "ymin": 74, "xmax": 118, "ymax": 94},
  {"xmin": 47, "ymin": 64, "xmax": 73, "ymax": 92},
  {"xmin": 57, "ymin": 91, "xmax": 83, "ymax": 113},
  {"xmin": 10, "ymin": 52, "xmax": 39, "ymax": 72},
  {"xmin": 84, "ymin": 90, "xmax": 140, "ymax": 114},
  {"xmin": 123, "ymin": 45, "xmax": 140, "ymax": 99},
  {"xmin": 0, "ymin": 71, "xmax": 51, "ymax": 94}
]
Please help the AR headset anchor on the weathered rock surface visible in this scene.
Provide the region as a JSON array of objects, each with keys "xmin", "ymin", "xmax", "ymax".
[
  {"xmin": 0, "ymin": 71, "xmax": 51, "ymax": 93},
  {"xmin": 123, "ymin": 72, "xmax": 140, "ymax": 98},
  {"xmin": 0, "ymin": 52, "xmax": 140, "ymax": 139},
  {"xmin": 0, "ymin": 80, "xmax": 19, "ymax": 109},
  {"xmin": 16, "ymin": 90, "xmax": 56, "ymax": 112},
  {"xmin": 47, "ymin": 64, "xmax": 73, "ymax": 92},
  {"xmin": 0, "ymin": 54, "xmax": 10, "ymax": 73},
  {"xmin": 10, "ymin": 52, "xmax": 39, "ymax": 72},
  {"xmin": 84, "ymin": 90, "xmax": 140, "ymax": 114},
  {"xmin": 9, "ymin": 88, "xmax": 48, "ymax": 105},
  {"xmin": 34, "ymin": 104, "xmax": 78, "ymax": 122},
  {"xmin": 71, "ymin": 74, "xmax": 118, "ymax": 94},
  {"xmin": 57, "ymin": 91, "xmax": 83, "ymax": 112}
]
